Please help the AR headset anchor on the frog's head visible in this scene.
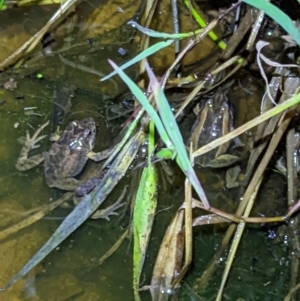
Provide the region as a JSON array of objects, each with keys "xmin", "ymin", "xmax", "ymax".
[{"xmin": 66, "ymin": 117, "xmax": 96, "ymax": 151}]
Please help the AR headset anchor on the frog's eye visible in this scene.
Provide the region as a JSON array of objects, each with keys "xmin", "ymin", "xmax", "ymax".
[
  {"xmin": 83, "ymin": 129, "xmax": 90, "ymax": 137},
  {"xmin": 65, "ymin": 121, "xmax": 78, "ymax": 131}
]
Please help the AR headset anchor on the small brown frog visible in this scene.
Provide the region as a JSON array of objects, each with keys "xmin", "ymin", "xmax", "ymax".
[
  {"xmin": 190, "ymin": 92, "xmax": 240, "ymax": 168},
  {"xmin": 16, "ymin": 118, "xmax": 108, "ymax": 191},
  {"xmin": 16, "ymin": 117, "xmax": 124, "ymax": 220},
  {"xmin": 190, "ymin": 91, "xmax": 242, "ymax": 188}
]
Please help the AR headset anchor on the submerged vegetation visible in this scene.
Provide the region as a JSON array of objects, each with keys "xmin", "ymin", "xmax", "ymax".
[{"xmin": 1, "ymin": 0, "xmax": 300, "ymax": 300}]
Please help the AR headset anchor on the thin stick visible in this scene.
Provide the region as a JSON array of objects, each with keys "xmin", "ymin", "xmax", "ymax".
[
  {"xmin": 0, "ymin": 192, "xmax": 72, "ymax": 241},
  {"xmin": 216, "ymin": 178, "xmax": 262, "ymax": 301}
]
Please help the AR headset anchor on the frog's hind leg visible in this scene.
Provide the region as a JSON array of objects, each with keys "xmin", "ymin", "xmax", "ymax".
[
  {"xmin": 43, "ymin": 152, "xmax": 81, "ymax": 190},
  {"xmin": 16, "ymin": 121, "xmax": 49, "ymax": 171},
  {"xmin": 16, "ymin": 153, "xmax": 45, "ymax": 171},
  {"xmin": 46, "ymin": 177, "xmax": 80, "ymax": 191},
  {"xmin": 74, "ymin": 169, "xmax": 107, "ymax": 197},
  {"xmin": 87, "ymin": 149, "xmax": 111, "ymax": 162}
]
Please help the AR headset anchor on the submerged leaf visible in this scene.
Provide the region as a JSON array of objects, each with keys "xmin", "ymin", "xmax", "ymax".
[
  {"xmin": 150, "ymin": 210, "xmax": 185, "ymax": 300},
  {"xmin": 206, "ymin": 154, "xmax": 241, "ymax": 168}
]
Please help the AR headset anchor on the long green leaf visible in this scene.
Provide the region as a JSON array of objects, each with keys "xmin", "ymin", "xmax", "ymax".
[
  {"xmin": 145, "ymin": 63, "xmax": 210, "ymax": 209},
  {"xmin": 101, "ymin": 40, "xmax": 174, "ymax": 81},
  {"xmin": 242, "ymin": 0, "xmax": 300, "ymax": 46},
  {"xmin": 107, "ymin": 60, "xmax": 174, "ymax": 151},
  {"xmin": 133, "ymin": 122, "xmax": 157, "ymax": 301},
  {"xmin": 183, "ymin": 0, "xmax": 227, "ymax": 50}
]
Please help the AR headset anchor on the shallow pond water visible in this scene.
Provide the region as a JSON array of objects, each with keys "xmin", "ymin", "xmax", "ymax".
[
  {"xmin": 0, "ymin": 1, "xmax": 141, "ymax": 300},
  {"xmin": 0, "ymin": 1, "xmax": 295, "ymax": 301}
]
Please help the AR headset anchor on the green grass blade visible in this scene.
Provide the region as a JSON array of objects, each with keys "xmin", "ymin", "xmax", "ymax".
[
  {"xmin": 101, "ymin": 40, "xmax": 174, "ymax": 81},
  {"xmin": 107, "ymin": 60, "xmax": 174, "ymax": 151},
  {"xmin": 133, "ymin": 122, "xmax": 157, "ymax": 301},
  {"xmin": 101, "ymin": 107, "xmax": 145, "ymax": 170},
  {"xmin": 156, "ymin": 148, "xmax": 176, "ymax": 160},
  {"xmin": 128, "ymin": 20, "xmax": 202, "ymax": 39},
  {"xmin": 183, "ymin": 0, "xmax": 227, "ymax": 50},
  {"xmin": 145, "ymin": 63, "xmax": 210, "ymax": 209},
  {"xmin": 242, "ymin": 0, "xmax": 300, "ymax": 46}
]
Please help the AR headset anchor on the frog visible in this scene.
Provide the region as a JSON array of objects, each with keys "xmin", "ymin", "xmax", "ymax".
[
  {"xmin": 189, "ymin": 91, "xmax": 242, "ymax": 188},
  {"xmin": 15, "ymin": 118, "xmax": 123, "ymax": 219},
  {"xmin": 16, "ymin": 117, "xmax": 109, "ymax": 190}
]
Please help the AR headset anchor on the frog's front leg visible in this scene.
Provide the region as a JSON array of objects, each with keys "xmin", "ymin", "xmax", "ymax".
[
  {"xmin": 87, "ymin": 148, "xmax": 113, "ymax": 162},
  {"xmin": 49, "ymin": 126, "xmax": 62, "ymax": 142},
  {"xmin": 15, "ymin": 121, "xmax": 49, "ymax": 171}
]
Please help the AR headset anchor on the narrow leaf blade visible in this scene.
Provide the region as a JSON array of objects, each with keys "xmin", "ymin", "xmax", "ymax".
[
  {"xmin": 242, "ymin": 0, "xmax": 300, "ymax": 45},
  {"xmin": 128, "ymin": 20, "xmax": 202, "ymax": 39},
  {"xmin": 101, "ymin": 40, "xmax": 174, "ymax": 81},
  {"xmin": 107, "ymin": 60, "xmax": 174, "ymax": 150}
]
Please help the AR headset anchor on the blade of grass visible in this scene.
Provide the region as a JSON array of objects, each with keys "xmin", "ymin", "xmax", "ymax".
[
  {"xmin": 145, "ymin": 63, "xmax": 210, "ymax": 209},
  {"xmin": 242, "ymin": 0, "xmax": 300, "ymax": 46},
  {"xmin": 101, "ymin": 107, "xmax": 145, "ymax": 170},
  {"xmin": 216, "ymin": 177, "xmax": 262, "ymax": 301},
  {"xmin": 107, "ymin": 60, "xmax": 174, "ymax": 151},
  {"xmin": 133, "ymin": 121, "xmax": 158, "ymax": 301},
  {"xmin": 101, "ymin": 40, "xmax": 174, "ymax": 81},
  {"xmin": 183, "ymin": 0, "xmax": 227, "ymax": 50}
]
